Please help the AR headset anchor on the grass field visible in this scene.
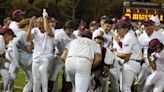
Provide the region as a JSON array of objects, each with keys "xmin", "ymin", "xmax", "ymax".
[{"xmin": 0, "ymin": 69, "xmax": 63, "ymax": 92}]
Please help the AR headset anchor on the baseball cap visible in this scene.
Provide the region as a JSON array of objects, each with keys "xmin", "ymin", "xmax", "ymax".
[
  {"xmin": 111, "ymin": 18, "xmax": 118, "ymax": 24},
  {"xmin": 150, "ymin": 15, "xmax": 161, "ymax": 26},
  {"xmin": 82, "ymin": 30, "xmax": 92, "ymax": 39},
  {"xmin": 0, "ymin": 28, "xmax": 16, "ymax": 37},
  {"xmin": 12, "ymin": 9, "xmax": 25, "ymax": 18},
  {"xmin": 100, "ymin": 15, "xmax": 108, "ymax": 20},
  {"xmin": 149, "ymin": 39, "xmax": 161, "ymax": 49},
  {"xmin": 89, "ymin": 21, "xmax": 98, "ymax": 26},
  {"xmin": 116, "ymin": 22, "xmax": 130, "ymax": 29},
  {"xmin": 143, "ymin": 18, "xmax": 154, "ymax": 26},
  {"xmin": 48, "ymin": 17, "xmax": 57, "ymax": 23},
  {"xmin": 120, "ymin": 15, "xmax": 130, "ymax": 22}
]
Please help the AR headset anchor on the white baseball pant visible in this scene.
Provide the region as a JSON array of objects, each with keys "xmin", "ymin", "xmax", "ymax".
[
  {"xmin": 32, "ymin": 57, "xmax": 52, "ymax": 92},
  {"xmin": 20, "ymin": 51, "xmax": 33, "ymax": 92},
  {"xmin": 121, "ymin": 62, "xmax": 141, "ymax": 92},
  {"xmin": 143, "ymin": 71, "xmax": 164, "ymax": 92},
  {"xmin": 22, "ymin": 67, "xmax": 33, "ymax": 92},
  {"xmin": 65, "ymin": 57, "xmax": 92, "ymax": 92},
  {"xmin": 8, "ymin": 62, "xmax": 19, "ymax": 92},
  {"xmin": 0, "ymin": 57, "xmax": 11, "ymax": 92},
  {"xmin": 110, "ymin": 68, "xmax": 120, "ymax": 92},
  {"xmin": 8, "ymin": 60, "xmax": 33, "ymax": 92},
  {"xmin": 137, "ymin": 63, "xmax": 151, "ymax": 92},
  {"xmin": 0, "ymin": 68, "xmax": 10, "ymax": 92}
]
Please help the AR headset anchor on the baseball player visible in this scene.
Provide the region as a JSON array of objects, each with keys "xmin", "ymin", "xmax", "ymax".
[
  {"xmin": 16, "ymin": 18, "xmax": 34, "ymax": 92},
  {"xmin": 9, "ymin": 9, "xmax": 25, "ymax": 36},
  {"xmin": 3, "ymin": 17, "xmax": 12, "ymax": 28},
  {"xmin": 92, "ymin": 20, "xmax": 113, "ymax": 48},
  {"xmin": 61, "ymin": 31, "xmax": 102, "ymax": 92},
  {"xmin": 100, "ymin": 15, "xmax": 108, "ymax": 27},
  {"xmin": 1, "ymin": 28, "xmax": 20, "ymax": 92},
  {"xmin": 135, "ymin": 21, "xmax": 144, "ymax": 37},
  {"xmin": 90, "ymin": 36, "xmax": 123, "ymax": 92},
  {"xmin": 48, "ymin": 21, "xmax": 75, "ymax": 92},
  {"xmin": 92, "ymin": 16, "xmax": 108, "ymax": 39},
  {"xmin": 149, "ymin": 16, "xmax": 164, "ymax": 44},
  {"xmin": 143, "ymin": 39, "xmax": 164, "ymax": 92},
  {"xmin": 137, "ymin": 18, "xmax": 164, "ymax": 91},
  {"xmin": 0, "ymin": 30, "xmax": 11, "ymax": 92},
  {"xmin": 1, "ymin": 26, "xmax": 33, "ymax": 92},
  {"xmin": 115, "ymin": 21, "xmax": 142, "ymax": 92},
  {"xmin": 137, "ymin": 18, "xmax": 155, "ymax": 92},
  {"xmin": 72, "ymin": 21, "xmax": 87, "ymax": 39},
  {"xmin": 26, "ymin": 9, "xmax": 54, "ymax": 92},
  {"xmin": 150, "ymin": 15, "xmax": 162, "ymax": 32},
  {"xmin": 89, "ymin": 21, "xmax": 98, "ymax": 33}
]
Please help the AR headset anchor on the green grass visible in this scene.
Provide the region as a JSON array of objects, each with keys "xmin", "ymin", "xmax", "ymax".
[{"xmin": 0, "ymin": 69, "xmax": 63, "ymax": 92}]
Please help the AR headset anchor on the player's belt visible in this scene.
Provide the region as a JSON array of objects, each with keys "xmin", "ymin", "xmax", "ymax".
[
  {"xmin": 68, "ymin": 56, "xmax": 92, "ymax": 61},
  {"xmin": 129, "ymin": 59, "xmax": 141, "ymax": 63}
]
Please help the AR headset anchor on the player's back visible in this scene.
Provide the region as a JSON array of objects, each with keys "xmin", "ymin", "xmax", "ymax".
[{"xmin": 67, "ymin": 37, "xmax": 97, "ymax": 61}]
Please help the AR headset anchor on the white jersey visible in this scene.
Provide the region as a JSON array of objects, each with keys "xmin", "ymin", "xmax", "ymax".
[
  {"xmin": 16, "ymin": 30, "xmax": 33, "ymax": 51},
  {"xmin": 150, "ymin": 30, "xmax": 164, "ymax": 45},
  {"xmin": 0, "ymin": 35, "xmax": 5, "ymax": 54},
  {"xmin": 104, "ymin": 49, "xmax": 122, "ymax": 67},
  {"xmin": 9, "ymin": 21, "xmax": 21, "ymax": 36},
  {"xmin": 54, "ymin": 29, "xmax": 72, "ymax": 55},
  {"xmin": 135, "ymin": 29, "xmax": 143, "ymax": 38},
  {"xmin": 6, "ymin": 37, "xmax": 20, "ymax": 67},
  {"xmin": 121, "ymin": 30, "xmax": 142, "ymax": 73},
  {"xmin": 158, "ymin": 28, "xmax": 164, "ymax": 34},
  {"xmin": 153, "ymin": 50, "xmax": 164, "ymax": 71},
  {"xmin": 122, "ymin": 30, "xmax": 142, "ymax": 60},
  {"xmin": 113, "ymin": 39, "xmax": 122, "ymax": 51},
  {"xmin": 31, "ymin": 28, "xmax": 54, "ymax": 62},
  {"xmin": 138, "ymin": 31, "xmax": 150, "ymax": 48},
  {"xmin": 72, "ymin": 30, "xmax": 80, "ymax": 39},
  {"xmin": 66, "ymin": 37, "xmax": 101, "ymax": 63},
  {"xmin": 93, "ymin": 27, "xmax": 112, "ymax": 48}
]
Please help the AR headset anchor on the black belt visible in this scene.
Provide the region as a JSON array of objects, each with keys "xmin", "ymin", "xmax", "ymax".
[
  {"xmin": 130, "ymin": 59, "xmax": 144, "ymax": 66},
  {"xmin": 129, "ymin": 59, "xmax": 141, "ymax": 63}
]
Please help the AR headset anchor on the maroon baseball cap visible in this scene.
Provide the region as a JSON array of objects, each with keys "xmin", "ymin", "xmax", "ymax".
[
  {"xmin": 48, "ymin": 17, "xmax": 57, "ymax": 23},
  {"xmin": 0, "ymin": 28, "xmax": 16, "ymax": 37},
  {"xmin": 116, "ymin": 22, "xmax": 130, "ymax": 29},
  {"xmin": 120, "ymin": 15, "xmax": 130, "ymax": 22},
  {"xmin": 111, "ymin": 18, "xmax": 118, "ymax": 24},
  {"xmin": 149, "ymin": 39, "xmax": 161, "ymax": 49},
  {"xmin": 12, "ymin": 9, "xmax": 25, "ymax": 18}
]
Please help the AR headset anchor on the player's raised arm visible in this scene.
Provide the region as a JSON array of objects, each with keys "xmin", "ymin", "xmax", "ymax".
[
  {"xmin": 26, "ymin": 17, "xmax": 35, "ymax": 42},
  {"xmin": 42, "ymin": 9, "xmax": 54, "ymax": 37}
]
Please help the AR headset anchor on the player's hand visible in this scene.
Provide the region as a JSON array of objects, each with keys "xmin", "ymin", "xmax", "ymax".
[
  {"xmin": 102, "ymin": 66, "xmax": 109, "ymax": 77},
  {"xmin": 29, "ymin": 16, "xmax": 36, "ymax": 27},
  {"xmin": 42, "ymin": 8, "xmax": 48, "ymax": 18},
  {"xmin": 113, "ymin": 34, "xmax": 120, "ymax": 43}
]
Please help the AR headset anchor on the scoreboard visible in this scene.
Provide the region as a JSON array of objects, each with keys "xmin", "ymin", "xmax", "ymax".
[{"xmin": 123, "ymin": 1, "xmax": 164, "ymax": 22}]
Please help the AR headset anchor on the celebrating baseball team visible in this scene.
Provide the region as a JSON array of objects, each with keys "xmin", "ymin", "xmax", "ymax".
[{"xmin": 0, "ymin": 8, "xmax": 164, "ymax": 92}]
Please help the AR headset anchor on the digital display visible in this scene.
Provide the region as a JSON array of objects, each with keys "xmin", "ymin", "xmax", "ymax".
[{"xmin": 123, "ymin": 7, "xmax": 164, "ymax": 22}]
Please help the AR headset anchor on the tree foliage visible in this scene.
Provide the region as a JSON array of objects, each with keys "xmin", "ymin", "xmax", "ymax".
[{"xmin": 0, "ymin": 0, "xmax": 163, "ymax": 27}]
